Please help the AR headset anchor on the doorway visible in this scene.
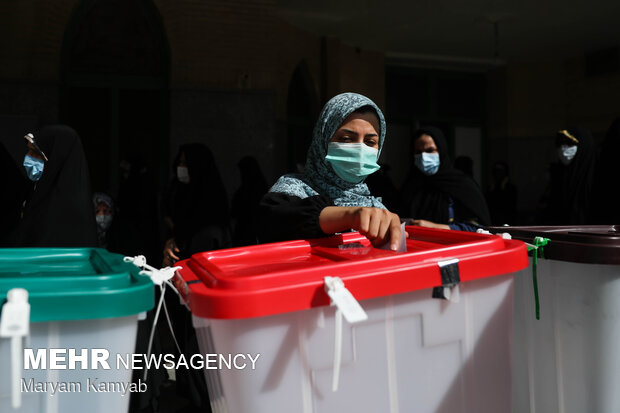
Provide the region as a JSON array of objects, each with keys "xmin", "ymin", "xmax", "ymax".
[{"xmin": 60, "ymin": 0, "xmax": 170, "ymax": 195}]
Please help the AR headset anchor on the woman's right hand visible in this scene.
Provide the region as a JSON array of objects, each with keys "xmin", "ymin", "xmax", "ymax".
[
  {"xmin": 162, "ymin": 237, "xmax": 180, "ymax": 267},
  {"xmin": 320, "ymin": 206, "xmax": 404, "ymax": 251}
]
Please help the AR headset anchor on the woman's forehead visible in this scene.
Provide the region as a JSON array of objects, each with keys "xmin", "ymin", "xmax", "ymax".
[
  {"xmin": 338, "ymin": 112, "xmax": 380, "ymax": 131},
  {"xmin": 416, "ymin": 133, "xmax": 435, "ymax": 145}
]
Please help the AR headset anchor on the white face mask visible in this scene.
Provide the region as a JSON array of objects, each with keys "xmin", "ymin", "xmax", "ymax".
[
  {"xmin": 558, "ymin": 145, "xmax": 577, "ymax": 165},
  {"xmin": 96, "ymin": 214, "xmax": 113, "ymax": 231},
  {"xmin": 177, "ymin": 166, "xmax": 190, "ymax": 184}
]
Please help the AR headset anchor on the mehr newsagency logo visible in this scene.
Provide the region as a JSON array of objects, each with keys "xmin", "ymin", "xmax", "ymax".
[{"xmin": 20, "ymin": 348, "xmax": 260, "ymax": 396}]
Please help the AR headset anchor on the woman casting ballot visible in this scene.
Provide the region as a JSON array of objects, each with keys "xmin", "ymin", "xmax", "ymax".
[{"xmin": 258, "ymin": 92, "xmax": 404, "ymax": 251}]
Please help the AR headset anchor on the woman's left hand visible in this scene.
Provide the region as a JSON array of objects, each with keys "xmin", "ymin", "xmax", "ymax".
[
  {"xmin": 162, "ymin": 237, "xmax": 180, "ymax": 266},
  {"xmin": 410, "ymin": 219, "xmax": 450, "ymax": 230}
]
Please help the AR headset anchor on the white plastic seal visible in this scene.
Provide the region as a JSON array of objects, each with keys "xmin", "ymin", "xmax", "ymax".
[
  {"xmin": 123, "ymin": 255, "xmax": 181, "ymax": 286},
  {"xmin": 124, "ymin": 256, "xmax": 184, "ymax": 380},
  {"xmin": 324, "ymin": 276, "xmax": 368, "ymax": 324},
  {"xmin": 0, "ymin": 288, "xmax": 31, "ymax": 409},
  {"xmin": 477, "ymin": 228, "xmax": 512, "ymax": 240},
  {"xmin": 324, "ymin": 276, "xmax": 368, "ymax": 392}
]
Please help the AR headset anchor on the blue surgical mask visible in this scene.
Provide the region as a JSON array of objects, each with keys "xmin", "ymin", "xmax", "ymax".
[
  {"xmin": 558, "ymin": 144, "xmax": 577, "ymax": 165},
  {"xmin": 325, "ymin": 142, "xmax": 380, "ymax": 183},
  {"xmin": 23, "ymin": 154, "xmax": 45, "ymax": 181},
  {"xmin": 414, "ymin": 152, "xmax": 440, "ymax": 175}
]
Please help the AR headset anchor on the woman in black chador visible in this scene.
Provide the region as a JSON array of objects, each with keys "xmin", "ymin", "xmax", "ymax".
[
  {"xmin": 162, "ymin": 143, "xmax": 231, "ymax": 265},
  {"xmin": 1, "ymin": 125, "xmax": 97, "ymax": 247},
  {"xmin": 399, "ymin": 126, "xmax": 490, "ymax": 231},
  {"xmin": 161, "ymin": 143, "xmax": 229, "ymax": 412},
  {"xmin": 538, "ymin": 127, "xmax": 596, "ymax": 225}
]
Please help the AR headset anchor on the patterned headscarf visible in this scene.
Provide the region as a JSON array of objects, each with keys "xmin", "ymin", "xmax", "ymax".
[{"xmin": 270, "ymin": 92, "xmax": 387, "ymax": 208}]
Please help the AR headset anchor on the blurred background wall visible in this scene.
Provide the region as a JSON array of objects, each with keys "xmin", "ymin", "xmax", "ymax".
[{"xmin": 2, "ymin": 0, "xmax": 620, "ymax": 224}]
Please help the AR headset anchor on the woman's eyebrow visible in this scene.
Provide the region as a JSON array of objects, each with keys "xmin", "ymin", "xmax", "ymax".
[
  {"xmin": 336, "ymin": 128, "xmax": 378, "ymax": 138},
  {"xmin": 338, "ymin": 128, "xmax": 358, "ymax": 135}
]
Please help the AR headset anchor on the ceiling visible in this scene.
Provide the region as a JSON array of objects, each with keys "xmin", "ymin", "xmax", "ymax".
[{"xmin": 276, "ymin": 0, "xmax": 620, "ymax": 68}]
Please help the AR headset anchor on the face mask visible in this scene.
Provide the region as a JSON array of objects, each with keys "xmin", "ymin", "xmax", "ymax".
[
  {"xmin": 325, "ymin": 142, "xmax": 380, "ymax": 184},
  {"xmin": 177, "ymin": 166, "xmax": 190, "ymax": 184},
  {"xmin": 96, "ymin": 214, "xmax": 113, "ymax": 231},
  {"xmin": 558, "ymin": 145, "xmax": 577, "ymax": 165},
  {"xmin": 23, "ymin": 154, "xmax": 45, "ymax": 181},
  {"xmin": 414, "ymin": 152, "xmax": 440, "ymax": 175}
]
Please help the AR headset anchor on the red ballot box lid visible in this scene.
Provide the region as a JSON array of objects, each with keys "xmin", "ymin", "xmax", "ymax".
[{"xmin": 175, "ymin": 226, "xmax": 528, "ymax": 319}]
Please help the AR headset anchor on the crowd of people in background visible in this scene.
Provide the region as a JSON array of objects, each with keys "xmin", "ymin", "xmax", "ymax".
[
  {"xmin": 2, "ymin": 111, "xmax": 620, "ymax": 254},
  {"xmin": 1, "ymin": 94, "xmax": 620, "ymax": 413}
]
